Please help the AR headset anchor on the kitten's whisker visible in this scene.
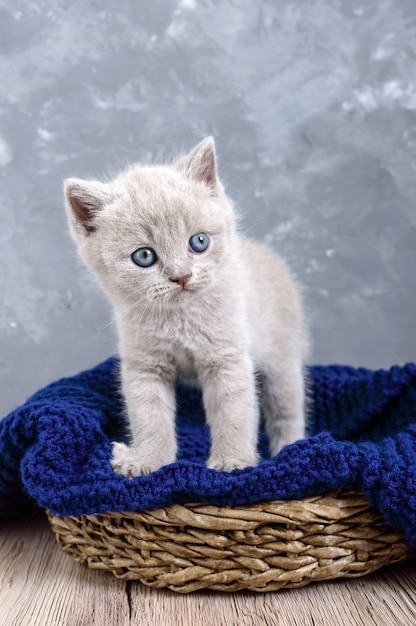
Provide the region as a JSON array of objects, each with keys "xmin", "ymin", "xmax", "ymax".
[
  {"xmin": 96, "ymin": 318, "xmax": 118, "ymax": 337},
  {"xmin": 134, "ymin": 298, "xmax": 155, "ymax": 346},
  {"xmin": 116, "ymin": 287, "xmax": 150, "ymax": 317}
]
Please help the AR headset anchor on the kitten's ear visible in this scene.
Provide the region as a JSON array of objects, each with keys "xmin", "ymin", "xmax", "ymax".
[
  {"xmin": 64, "ymin": 178, "xmax": 110, "ymax": 235},
  {"xmin": 178, "ymin": 136, "xmax": 218, "ymax": 193}
]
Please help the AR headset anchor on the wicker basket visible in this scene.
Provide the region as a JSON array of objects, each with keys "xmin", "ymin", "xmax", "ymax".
[{"xmin": 46, "ymin": 490, "xmax": 413, "ymax": 593}]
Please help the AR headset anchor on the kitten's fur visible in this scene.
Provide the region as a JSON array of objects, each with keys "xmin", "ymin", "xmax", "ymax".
[{"xmin": 64, "ymin": 137, "xmax": 309, "ymax": 476}]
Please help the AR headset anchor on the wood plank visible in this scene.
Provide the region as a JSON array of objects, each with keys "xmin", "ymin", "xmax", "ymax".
[
  {"xmin": 0, "ymin": 514, "xmax": 415, "ymax": 626},
  {"xmin": 0, "ymin": 515, "xmax": 129, "ymax": 626}
]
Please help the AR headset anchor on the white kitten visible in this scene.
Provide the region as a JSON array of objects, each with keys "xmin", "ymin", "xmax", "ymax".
[{"xmin": 64, "ymin": 137, "xmax": 309, "ymax": 476}]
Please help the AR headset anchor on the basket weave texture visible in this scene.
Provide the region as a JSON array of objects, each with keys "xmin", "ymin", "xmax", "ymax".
[{"xmin": 47, "ymin": 490, "xmax": 412, "ymax": 593}]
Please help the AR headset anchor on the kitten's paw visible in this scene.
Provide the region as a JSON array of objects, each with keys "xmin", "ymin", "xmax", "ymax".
[
  {"xmin": 110, "ymin": 442, "xmax": 173, "ymax": 478},
  {"xmin": 207, "ymin": 453, "xmax": 258, "ymax": 472}
]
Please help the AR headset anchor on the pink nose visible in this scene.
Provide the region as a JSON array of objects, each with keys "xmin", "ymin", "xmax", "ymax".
[{"xmin": 169, "ymin": 273, "xmax": 192, "ymax": 289}]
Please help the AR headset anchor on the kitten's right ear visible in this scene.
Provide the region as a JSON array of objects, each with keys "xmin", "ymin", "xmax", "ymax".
[
  {"xmin": 64, "ymin": 178, "xmax": 110, "ymax": 235},
  {"xmin": 176, "ymin": 137, "xmax": 218, "ymax": 194}
]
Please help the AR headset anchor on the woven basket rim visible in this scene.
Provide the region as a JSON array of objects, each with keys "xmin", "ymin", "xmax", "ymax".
[{"xmin": 47, "ymin": 490, "xmax": 413, "ymax": 593}]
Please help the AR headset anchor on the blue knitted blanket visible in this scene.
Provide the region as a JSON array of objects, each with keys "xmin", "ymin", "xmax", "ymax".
[{"xmin": 1, "ymin": 357, "xmax": 416, "ymax": 545}]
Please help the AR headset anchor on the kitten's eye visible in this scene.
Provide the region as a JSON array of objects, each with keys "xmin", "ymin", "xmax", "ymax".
[
  {"xmin": 189, "ymin": 232, "xmax": 210, "ymax": 253},
  {"xmin": 131, "ymin": 247, "xmax": 157, "ymax": 267}
]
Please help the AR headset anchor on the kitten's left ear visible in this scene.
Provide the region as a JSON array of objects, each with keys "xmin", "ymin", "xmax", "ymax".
[
  {"xmin": 64, "ymin": 178, "xmax": 110, "ymax": 236},
  {"xmin": 178, "ymin": 136, "xmax": 218, "ymax": 194}
]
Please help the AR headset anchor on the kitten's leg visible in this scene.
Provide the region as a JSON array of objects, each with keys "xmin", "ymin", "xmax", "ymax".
[
  {"xmin": 262, "ymin": 357, "xmax": 306, "ymax": 457},
  {"xmin": 199, "ymin": 354, "xmax": 260, "ymax": 471},
  {"xmin": 111, "ymin": 364, "xmax": 177, "ymax": 477}
]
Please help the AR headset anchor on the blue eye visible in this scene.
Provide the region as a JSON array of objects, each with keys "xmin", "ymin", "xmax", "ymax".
[
  {"xmin": 189, "ymin": 232, "xmax": 210, "ymax": 253},
  {"xmin": 131, "ymin": 248, "xmax": 157, "ymax": 267}
]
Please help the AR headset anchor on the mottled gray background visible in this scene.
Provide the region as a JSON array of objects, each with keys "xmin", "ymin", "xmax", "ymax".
[{"xmin": 1, "ymin": 0, "xmax": 416, "ymax": 416}]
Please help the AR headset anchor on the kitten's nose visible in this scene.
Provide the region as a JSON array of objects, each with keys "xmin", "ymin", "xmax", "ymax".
[{"xmin": 169, "ymin": 273, "xmax": 192, "ymax": 290}]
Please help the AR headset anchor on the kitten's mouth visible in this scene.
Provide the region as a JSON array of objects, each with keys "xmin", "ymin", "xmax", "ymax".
[
  {"xmin": 167, "ymin": 276, "xmax": 209, "ymax": 298},
  {"xmin": 171, "ymin": 282, "xmax": 200, "ymax": 297},
  {"xmin": 175, "ymin": 284, "xmax": 191, "ymax": 294}
]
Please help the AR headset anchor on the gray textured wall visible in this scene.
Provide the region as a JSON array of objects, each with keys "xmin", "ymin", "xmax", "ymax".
[{"xmin": 1, "ymin": 0, "xmax": 416, "ymax": 416}]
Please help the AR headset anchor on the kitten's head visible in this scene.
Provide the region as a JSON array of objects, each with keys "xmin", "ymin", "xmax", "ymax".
[{"xmin": 64, "ymin": 137, "xmax": 237, "ymax": 309}]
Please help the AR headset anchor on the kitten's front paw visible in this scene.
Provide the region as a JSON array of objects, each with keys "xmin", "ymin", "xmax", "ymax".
[
  {"xmin": 207, "ymin": 453, "xmax": 258, "ymax": 472},
  {"xmin": 110, "ymin": 442, "xmax": 174, "ymax": 478}
]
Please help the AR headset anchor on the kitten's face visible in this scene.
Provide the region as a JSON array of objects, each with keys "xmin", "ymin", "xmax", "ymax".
[{"xmin": 65, "ymin": 138, "xmax": 236, "ymax": 309}]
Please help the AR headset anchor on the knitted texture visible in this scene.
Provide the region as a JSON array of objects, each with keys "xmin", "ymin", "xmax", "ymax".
[{"xmin": 1, "ymin": 357, "xmax": 416, "ymax": 545}]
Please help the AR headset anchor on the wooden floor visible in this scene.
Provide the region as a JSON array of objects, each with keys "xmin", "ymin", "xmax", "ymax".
[{"xmin": 1, "ymin": 514, "xmax": 415, "ymax": 626}]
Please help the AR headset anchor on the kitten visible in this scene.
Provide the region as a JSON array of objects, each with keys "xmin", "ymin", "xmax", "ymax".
[{"xmin": 64, "ymin": 137, "xmax": 309, "ymax": 476}]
